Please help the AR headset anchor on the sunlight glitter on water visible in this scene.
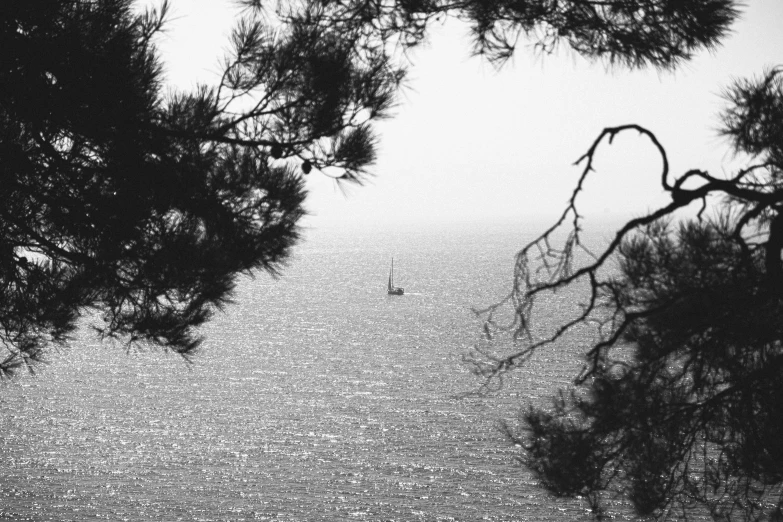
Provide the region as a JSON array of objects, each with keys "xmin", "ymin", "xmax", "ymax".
[{"xmin": 0, "ymin": 224, "xmax": 661, "ymax": 521}]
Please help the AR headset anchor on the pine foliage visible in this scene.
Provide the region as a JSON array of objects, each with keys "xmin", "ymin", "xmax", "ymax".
[
  {"xmin": 0, "ymin": 0, "xmax": 401, "ymax": 373},
  {"xmin": 278, "ymin": 0, "xmax": 739, "ymax": 68},
  {"xmin": 480, "ymin": 69, "xmax": 783, "ymax": 520}
]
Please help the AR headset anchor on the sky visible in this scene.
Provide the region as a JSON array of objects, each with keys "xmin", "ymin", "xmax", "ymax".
[{"xmin": 146, "ymin": 0, "xmax": 783, "ymax": 231}]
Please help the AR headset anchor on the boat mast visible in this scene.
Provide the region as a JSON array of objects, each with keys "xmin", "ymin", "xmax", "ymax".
[{"xmin": 388, "ymin": 258, "xmax": 393, "ymax": 290}]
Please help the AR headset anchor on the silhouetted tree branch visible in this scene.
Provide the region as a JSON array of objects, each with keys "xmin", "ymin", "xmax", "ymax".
[
  {"xmin": 472, "ymin": 68, "xmax": 783, "ymax": 520},
  {"xmin": 262, "ymin": 0, "xmax": 739, "ymax": 68}
]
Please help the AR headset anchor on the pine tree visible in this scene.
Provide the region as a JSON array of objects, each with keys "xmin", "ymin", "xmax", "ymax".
[
  {"xmin": 474, "ymin": 69, "xmax": 783, "ymax": 520},
  {"xmin": 0, "ymin": 0, "xmax": 401, "ymax": 373}
]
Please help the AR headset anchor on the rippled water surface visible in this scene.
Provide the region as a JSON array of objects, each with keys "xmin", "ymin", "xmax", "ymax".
[{"xmin": 2, "ymin": 224, "xmax": 615, "ymax": 521}]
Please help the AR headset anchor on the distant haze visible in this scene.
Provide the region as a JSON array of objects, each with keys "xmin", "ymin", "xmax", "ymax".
[{"xmin": 146, "ymin": 0, "xmax": 783, "ymax": 230}]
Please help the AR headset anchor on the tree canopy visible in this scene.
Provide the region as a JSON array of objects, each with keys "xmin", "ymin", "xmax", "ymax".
[
  {"xmin": 0, "ymin": 0, "xmax": 401, "ymax": 374},
  {"xmin": 276, "ymin": 0, "xmax": 738, "ymax": 68}
]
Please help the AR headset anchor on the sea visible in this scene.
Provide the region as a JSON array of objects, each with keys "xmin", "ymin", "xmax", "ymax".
[{"xmin": 0, "ymin": 222, "xmax": 642, "ymax": 521}]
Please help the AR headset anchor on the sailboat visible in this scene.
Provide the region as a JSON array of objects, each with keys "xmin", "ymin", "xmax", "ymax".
[{"xmin": 387, "ymin": 258, "xmax": 404, "ymax": 295}]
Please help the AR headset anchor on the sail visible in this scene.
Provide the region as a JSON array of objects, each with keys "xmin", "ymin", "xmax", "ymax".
[{"xmin": 387, "ymin": 257, "xmax": 404, "ymax": 295}]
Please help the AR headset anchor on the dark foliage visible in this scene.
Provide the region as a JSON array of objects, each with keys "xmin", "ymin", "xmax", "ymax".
[
  {"xmin": 263, "ymin": 0, "xmax": 739, "ymax": 68},
  {"xmin": 0, "ymin": 0, "xmax": 401, "ymax": 374},
  {"xmin": 473, "ymin": 69, "xmax": 783, "ymax": 520}
]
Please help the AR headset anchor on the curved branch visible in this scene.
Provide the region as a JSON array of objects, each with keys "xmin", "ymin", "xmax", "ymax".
[{"xmin": 473, "ymin": 123, "xmax": 783, "ymax": 384}]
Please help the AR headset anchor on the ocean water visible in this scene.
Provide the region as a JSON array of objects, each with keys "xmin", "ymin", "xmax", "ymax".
[{"xmin": 1, "ymin": 223, "xmax": 616, "ymax": 521}]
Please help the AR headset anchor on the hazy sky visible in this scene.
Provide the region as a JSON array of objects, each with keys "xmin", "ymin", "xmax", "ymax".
[{"xmin": 148, "ymin": 1, "xmax": 783, "ymax": 230}]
